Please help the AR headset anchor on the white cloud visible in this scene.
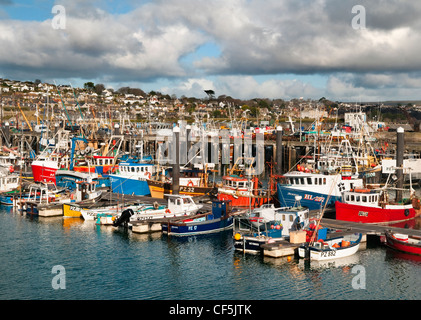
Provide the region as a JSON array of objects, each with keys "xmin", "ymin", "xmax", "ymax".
[{"xmin": 1, "ymin": 0, "xmax": 421, "ymax": 101}]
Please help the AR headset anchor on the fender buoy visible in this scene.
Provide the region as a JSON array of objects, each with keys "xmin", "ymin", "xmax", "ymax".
[{"xmin": 144, "ymin": 171, "xmax": 152, "ymax": 179}]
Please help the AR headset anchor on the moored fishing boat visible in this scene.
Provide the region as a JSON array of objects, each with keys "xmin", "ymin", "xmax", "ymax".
[
  {"xmin": 335, "ymin": 187, "xmax": 420, "ymax": 224},
  {"xmin": 298, "ymin": 233, "xmax": 363, "ymax": 261},
  {"xmin": 384, "ymin": 231, "xmax": 421, "ymax": 256},
  {"xmin": 232, "ymin": 200, "xmax": 310, "ymax": 254},
  {"xmin": 105, "ymin": 194, "xmax": 203, "ymax": 226},
  {"xmin": 161, "ymin": 200, "xmax": 233, "ymax": 236},
  {"xmin": 62, "ymin": 181, "xmax": 103, "ymax": 217},
  {"xmin": 247, "ymin": 197, "xmax": 309, "ymax": 237},
  {"xmin": 217, "ymin": 174, "xmax": 269, "ymax": 208}
]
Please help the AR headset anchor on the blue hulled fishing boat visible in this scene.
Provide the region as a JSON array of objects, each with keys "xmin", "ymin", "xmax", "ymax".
[{"xmin": 161, "ymin": 200, "xmax": 233, "ymax": 236}]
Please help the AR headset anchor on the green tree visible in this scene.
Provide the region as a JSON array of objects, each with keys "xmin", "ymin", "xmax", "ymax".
[{"xmin": 84, "ymin": 82, "xmax": 95, "ymax": 91}]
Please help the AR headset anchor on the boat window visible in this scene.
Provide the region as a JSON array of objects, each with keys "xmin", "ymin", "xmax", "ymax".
[
  {"xmin": 307, "ymin": 177, "xmax": 312, "ymax": 185},
  {"xmin": 314, "ymin": 178, "xmax": 318, "ymax": 185},
  {"xmin": 289, "ymin": 215, "xmax": 294, "ymax": 222},
  {"xmin": 282, "ymin": 214, "xmax": 285, "ymax": 221},
  {"xmin": 356, "ymin": 195, "xmax": 360, "ymax": 202},
  {"xmin": 323, "ymin": 178, "xmax": 326, "ymax": 185},
  {"xmin": 238, "ymin": 182, "xmax": 244, "ymax": 188},
  {"xmin": 362, "ymin": 196, "xmax": 367, "ymax": 202},
  {"xmin": 319, "ymin": 178, "xmax": 322, "ymax": 185},
  {"xmin": 300, "ymin": 178, "xmax": 305, "ymax": 185},
  {"xmin": 351, "ymin": 195, "xmax": 355, "ymax": 201},
  {"xmin": 346, "ymin": 195, "xmax": 350, "ymax": 201}
]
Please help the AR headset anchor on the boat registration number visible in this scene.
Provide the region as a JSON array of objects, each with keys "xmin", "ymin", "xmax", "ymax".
[
  {"xmin": 180, "ymin": 186, "xmax": 195, "ymax": 193},
  {"xmin": 320, "ymin": 250, "xmax": 336, "ymax": 258},
  {"xmin": 303, "ymin": 194, "xmax": 325, "ymax": 202},
  {"xmin": 358, "ymin": 211, "xmax": 368, "ymax": 217}
]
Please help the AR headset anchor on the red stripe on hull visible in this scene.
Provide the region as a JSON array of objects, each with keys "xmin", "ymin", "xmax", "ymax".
[
  {"xmin": 31, "ymin": 164, "xmax": 57, "ymax": 183},
  {"xmin": 335, "ymin": 201, "xmax": 416, "ymax": 224}
]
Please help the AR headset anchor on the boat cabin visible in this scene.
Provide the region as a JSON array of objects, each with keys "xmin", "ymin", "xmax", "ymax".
[
  {"xmin": 0, "ymin": 174, "xmax": 19, "ymax": 192},
  {"xmin": 281, "ymin": 173, "xmax": 328, "ymax": 187},
  {"xmin": 342, "ymin": 189, "xmax": 380, "ymax": 207},
  {"xmin": 166, "ymin": 194, "xmax": 201, "ymax": 212},
  {"xmin": 222, "ymin": 176, "xmax": 254, "ymax": 190},
  {"xmin": 117, "ymin": 163, "xmax": 155, "ymax": 179},
  {"xmin": 74, "ymin": 180, "xmax": 101, "ymax": 202}
]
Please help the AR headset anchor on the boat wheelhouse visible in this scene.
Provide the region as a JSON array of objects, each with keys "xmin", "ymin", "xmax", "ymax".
[
  {"xmin": 276, "ymin": 171, "xmax": 363, "ymax": 211},
  {"xmin": 217, "ymin": 175, "xmax": 269, "ymax": 208},
  {"xmin": 73, "ymin": 155, "xmax": 117, "ymax": 175}
]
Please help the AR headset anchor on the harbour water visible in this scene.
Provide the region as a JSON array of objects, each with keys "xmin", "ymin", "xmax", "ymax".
[{"xmin": 0, "ymin": 206, "xmax": 420, "ymax": 301}]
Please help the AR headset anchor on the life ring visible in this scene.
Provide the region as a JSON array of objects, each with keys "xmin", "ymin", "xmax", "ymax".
[
  {"xmin": 144, "ymin": 171, "xmax": 152, "ymax": 179},
  {"xmin": 187, "ymin": 180, "xmax": 194, "ymax": 187}
]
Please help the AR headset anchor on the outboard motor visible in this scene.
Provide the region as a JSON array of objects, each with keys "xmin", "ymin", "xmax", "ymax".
[{"xmin": 113, "ymin": 208, "xmax": 135, "ymax": 227}]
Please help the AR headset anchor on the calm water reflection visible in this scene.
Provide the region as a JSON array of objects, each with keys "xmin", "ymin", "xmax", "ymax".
[{"xmin": 0, "ymin": 208, "xmax": 420, "ymax": 300}]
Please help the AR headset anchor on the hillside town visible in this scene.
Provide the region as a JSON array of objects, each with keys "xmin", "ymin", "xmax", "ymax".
[{"xmin": 1, "ymin": 78, "xmax": 420, "ymax": 132}]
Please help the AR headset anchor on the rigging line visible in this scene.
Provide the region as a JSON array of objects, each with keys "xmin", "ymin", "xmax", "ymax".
[{"xmin": 54, "ymin": 81, "xmax": 73, "ymax": 131}]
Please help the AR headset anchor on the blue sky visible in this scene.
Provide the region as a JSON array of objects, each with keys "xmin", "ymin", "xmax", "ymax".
[{"xmin": 1, "ymin": 0, "xmax": 421, "ymax": 101}]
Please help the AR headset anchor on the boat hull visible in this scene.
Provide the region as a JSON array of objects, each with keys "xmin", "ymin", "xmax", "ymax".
[
  {"xmin": 62, "ymin": 203, "xmax": 83, "ymax": 218},
  {"xmin": 298, "ymin": 243, "xmax": 360, "ymax": 261},
  {"xmin": 217, "ymin": 193, "xmax": 268, "ymax": 208},
  {"xmin": 335, "ymin": 201, "xmax": 416, "ymax": 224},
  {"xmin": 109, "ymin": 175, "xmax": 151, "ymax": 196},
  {"xmin": 162, "ymin": 217, "xmax": 233, "ymax": 236},
  {"xmin": 31, "ymin": 161, "xmax": 58, "ymax": 183},
  {"xmin": 385, "ymin": 231, "xmax": 421, "ymax": 256},
  {"xmin": 298, "ymin": 234, "xmax": 362, "ymax": 261},
  {"xmin": 277, "ymin": 185, "xmax": 339, "ymax": 211},
  {"xmin": 147, "ymin": 179, "xmax": 213, "ymax": 199}
]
